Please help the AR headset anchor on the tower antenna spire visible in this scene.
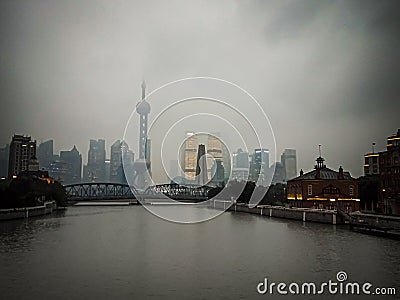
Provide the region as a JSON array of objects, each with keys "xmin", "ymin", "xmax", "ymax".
[
  {"xmin": 141, "ymin": 80, "xmax": 146, "ymax": 100},
  {"xmin": 318, "ymin": 144, "xmax": 322, "ymax": 157}
]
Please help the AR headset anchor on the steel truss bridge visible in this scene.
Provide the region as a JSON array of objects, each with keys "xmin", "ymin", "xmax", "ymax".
[
  {"xmin": 64, "ymin": 182, "xmax": 215, "ymax": 202},
  {"xmin": 64, "ymin": 182, "xmax": 137, "ymax": 201},
  {"xmin": 142, "ymin": 183, "xmax": 214, "ymax": 201}
]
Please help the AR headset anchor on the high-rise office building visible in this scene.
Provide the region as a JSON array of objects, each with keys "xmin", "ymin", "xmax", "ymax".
[
  {"xmin": 211, "ymin": 159, "xmax": 225, "ymax": 186},
  {"xmin": 249, "ymin": 148, "xmax": 269, "ymax": 185},
  {"xmin": 0, "ymin": 144, "xmax": 9, "ymax": 179},
  {"xmin": 85, "ymin": 139, "xmax": 106, "ymax": 182},
  {"xmin": 196, "ymin": 144, "xmax": 208, "ymax": 185},
  {"xmin": 207, "ymin": 135, "xmax": 223, "ymax": 159},
  {"xmin": 60, "ymin": 145, "xmax": 82, "ymax": 184},
  {"xmin": 281, "ymin": 149, "xmax": 297, "ymax": 181},
  {"xmin": 207, "ymin": 134, "xmax": 223, "ymax": 179},
  {"xmin": 182, "ymin": 132, "xmax": 198, "ymax": 180},
  {"xmin": 232, "ymin": 148, "xmax": 250, "ymax": 182},
  {"xmin": 124, "ymin": 149, "xmax": 135, "ymax": 184},
  {"xmin": 37, "ymin": 140, "xmax": 54, "ymax": 170},
  {"xmin": 110, "ymin": 140, "xmax": 134, "ymax": 183},
  {"xmin": 48, "ymin": 160, "xmax": 69, "ymax": 183},
  {"xmin": 110, "ymin": 140, "xmax": 123, "ymax": 183},
  {"xmin": 105, "ymin": 159, "xmax": 110, "ymax": 182},
  {"xmin": 8, "ymin": 135, "xmax": 36, "ymax": 177},
  {"xmin": 206, "ymin": 133, "xmax": 231, "ymax": 181},
  {"xmin": 236, "ymin": 149, "xmax": 250, "ymax": 168}
]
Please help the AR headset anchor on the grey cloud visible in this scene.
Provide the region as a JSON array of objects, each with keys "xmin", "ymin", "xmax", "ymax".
[{"xmin": 0, "ymin": 0, "xmax": 399, "ymax": 178}]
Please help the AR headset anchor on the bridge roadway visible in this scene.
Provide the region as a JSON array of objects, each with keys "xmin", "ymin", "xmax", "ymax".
[{"xmin": 64, "ymin": 182, "xmax": 214, "ymax": 204}]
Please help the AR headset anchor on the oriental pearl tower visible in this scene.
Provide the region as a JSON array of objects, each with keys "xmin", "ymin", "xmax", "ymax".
[{"xmin": 133, "ymin": 81, "xmax": 152, "ymax": 190}]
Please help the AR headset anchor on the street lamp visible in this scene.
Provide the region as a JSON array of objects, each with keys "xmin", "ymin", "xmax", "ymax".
[{"xmin": 382, "ymin": 188, "xmax": 387, "ymax": 214}]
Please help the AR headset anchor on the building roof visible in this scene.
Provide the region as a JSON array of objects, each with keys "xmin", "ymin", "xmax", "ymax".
[{"xmin": 289, "ymin": 167, "xmax": 353, "ymax": 181}]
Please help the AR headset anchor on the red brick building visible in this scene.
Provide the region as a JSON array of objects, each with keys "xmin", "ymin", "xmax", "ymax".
[
  {"xmin": 287, "ymin": 156, "xmax": 359, "ymax": 212},
  {"xmin": 379, "ymin": 129, "xmax": 400, "ymax": 215}
]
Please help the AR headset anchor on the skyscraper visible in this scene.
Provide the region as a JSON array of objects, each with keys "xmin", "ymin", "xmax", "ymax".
[
  {"xmin": 110, "ymin": 140, "xmax": 134, "ymax": 183},
  {"xmin": 60, "ymin": 145, "xmax": 82, "ymax": 184},
  {"xmin": 123, "ymin": 148, "xmax": 135, "ymax": 184},
  {"xmin": 211, "ymin": 159, "xmax": 225, "ymax": 186},
  {"xmin": 207, "ymin": 134, "xmax": 223, "ymax": 178},
  {"xmin": 8, "ymin": 135, "xmax": 36, "ymax": 177},
  {"xmin": 110, "ymin": 140, "xmax": 123, "ymax": 183},
  {"xmin": 232, "ymin": 148, "xmax": 250, "ymax": 182},
  {"xmin": 207, "ymin": 135, "xmax": 223, "ymax": 160},
  {"xmin": 105, "ymin": 159, "xmax": 110, "ymax": 183},
  {"xmin": 182, "ymin": 132, "xmax": 198, "ymax": 180},
  {"xmin": 48, "ymin": 160, "xmax": 69, "ymax": 183},
  {"xmin": 196, "ymin": 144, "xmax": 208, "ymax": 186},
  {"xmin": 222, "ymin": 145, "xmax": 231, "ymax": 180},
  {"xmin": 281, "ymin": 149, "xmax": 297, "ymax": 181},
  {"xmin": 206, "ymin": 133, "xmax": 231, "ymax": 181},
  {"xmin": 249, "ymin": 148, "xmax": 269, "ymax": 185},
  {"xmin": 85, "ymin": 139, "xmax": 106, "ymax": 182},
  {"xmin": 37, "ymin": 139, "xmax": 54, "ymax": 170}
]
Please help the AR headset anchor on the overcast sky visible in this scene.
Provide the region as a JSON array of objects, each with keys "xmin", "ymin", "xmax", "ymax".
[{"xmin": 0, "ymin": 0, "xmax": 399, "ymax": 179}]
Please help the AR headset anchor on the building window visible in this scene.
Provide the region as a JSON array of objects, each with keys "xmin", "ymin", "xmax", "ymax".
[
  {"xmin": 308, "ymin": 184, "xmax": 312, "ymax": 196},
  {"xmin": 349, "ymin": 185, "xmax": 354, "ymax": 196},
  {"xmin": 323, "ymin": 185, "xmax": 339, "ymax": 194}
]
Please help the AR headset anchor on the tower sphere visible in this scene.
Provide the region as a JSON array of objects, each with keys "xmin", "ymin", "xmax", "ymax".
[{"xmin": 136, "ymin": 100, "xmax": 151, "ymax": 115}]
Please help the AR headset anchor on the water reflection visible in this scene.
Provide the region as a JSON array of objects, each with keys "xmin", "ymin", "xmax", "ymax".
[
  {"xmin": 0, "ymin": 206, "xmax": 399, "ymax": 300},
  {"xmin": 0, "ymin": 213, "xmax": 64, "ymax": 253}
]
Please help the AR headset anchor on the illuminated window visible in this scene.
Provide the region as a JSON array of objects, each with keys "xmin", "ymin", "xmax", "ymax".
[
  {"xmin": 349, "ymin": 185, "xmax": 354, "ymax": 196},
  {"xmin": 308, "ymin": 184, "xmax": 312, "ymax": 196}
]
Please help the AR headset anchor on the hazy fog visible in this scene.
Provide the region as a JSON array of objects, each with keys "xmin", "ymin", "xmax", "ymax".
[{"xmin": 1, "ymin": 0, "xmax": 399, "ymax": 178}]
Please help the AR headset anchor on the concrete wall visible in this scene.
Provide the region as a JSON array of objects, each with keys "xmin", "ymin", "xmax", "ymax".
[
  {"xmin": 0, "ymin": 202, "xmax": 56, "ymax": 221},
  {"xmin": 352, "ymin": 213, "xmax": 400, "ymax": 230},
  {"xmin": 212, "ymin": 200, "xmax": 338, "ymax": 224}
]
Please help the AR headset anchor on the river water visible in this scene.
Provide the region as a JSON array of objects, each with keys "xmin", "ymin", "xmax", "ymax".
[{"xmin": 0, "ymin": 206, "xmax": 399, "ymax": 299}]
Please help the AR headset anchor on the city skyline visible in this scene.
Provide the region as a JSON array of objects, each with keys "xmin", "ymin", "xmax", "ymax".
[{"xmin": 1, "ymin": 128, "xmax": 397, "ymax": 181}]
